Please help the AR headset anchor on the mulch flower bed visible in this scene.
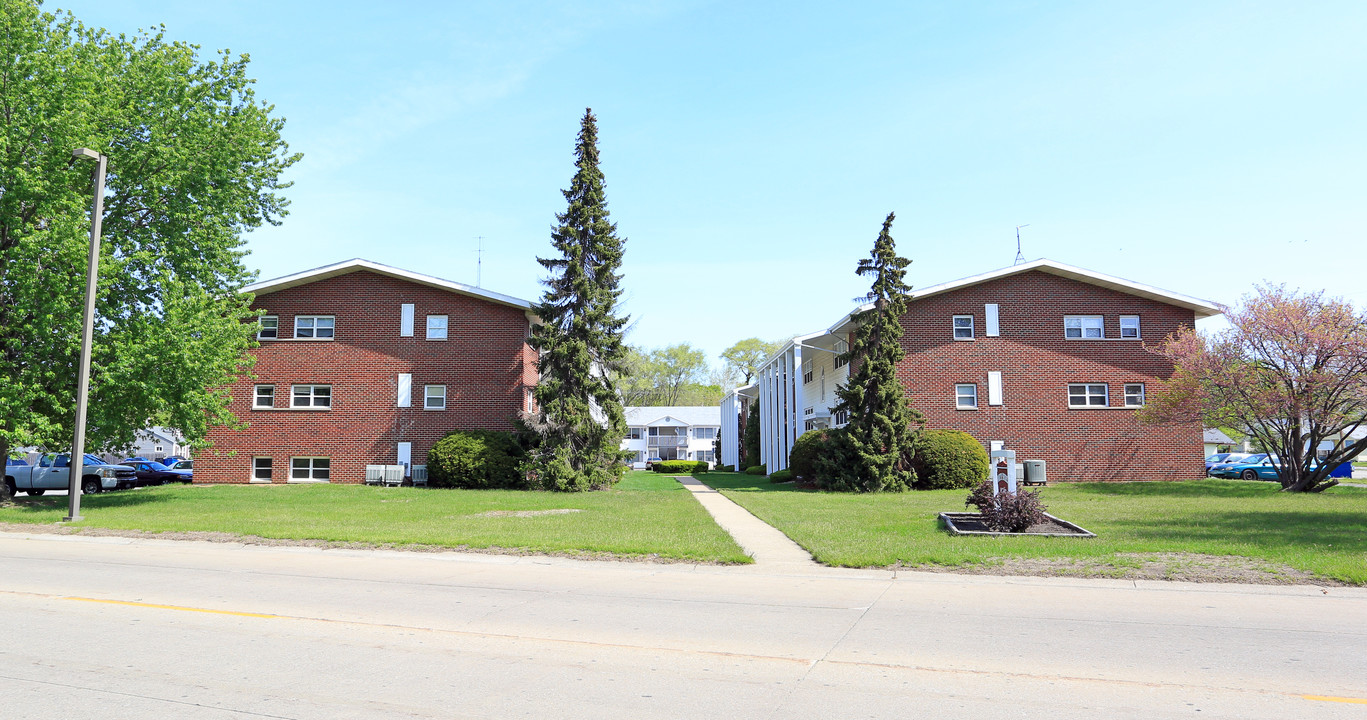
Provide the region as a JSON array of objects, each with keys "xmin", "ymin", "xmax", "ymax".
[{"xmin": 939, "ymin": 512, "xmax": 1095, "ymax": 537}]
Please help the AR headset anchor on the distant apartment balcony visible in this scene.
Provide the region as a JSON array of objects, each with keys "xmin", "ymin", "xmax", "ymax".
[{"xmin": 648, "ymin": 436, "xmax": 689, "ymax": 448}]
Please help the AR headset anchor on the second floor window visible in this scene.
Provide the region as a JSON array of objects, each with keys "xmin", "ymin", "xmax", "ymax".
[
  {"xmin": 803, "ymin": 362, "xmax": 813, "ymax": 384},
  {"xmin": 694, "ymin": 427, "xmax": 717, "ymax": 440},
  {"xmin": 1064, "ymin": 315, "xmax": 1104, "ymax": 339},
  {"xmin": 424, "ymin": 385, "xmax": 446, "ymax": 410},
  {"xmin": 626, "ymin": 427, "xmax": 643, "ymax": 440},
  {"xmin": 833, "ymin": 340, "xmax": 850, "ymax": 368},
  {"xmin": 426, "ymin": 315, "xmax": 448, "ymax": 340},
  {"xmin": 295, "ymin": 315, "xmax": 335, "ymax": 339},
  {"xmin": 292, "ymin": 384, "xmax": 332, "ymax": 408},
  {"xmin": 953, "ymin": 315, "xmax": 974, "ymax": 340},
  {"xmin": 955, "ymin": 384, "xmax": 978, "ymax": 409},
  {"xmin": 1120, "ymin": 315, "xmax": 1141, "ymax": 339},
  {"xmin": 1068, "ymin": 383, "xmax": 1108, "ymax": 407},
  {"xmin": 258, "ymin": 316, "xmax": 278, "ymax": 339},
  {"xmin": 1124, "ymin": 383, "xmax": 1146, "ymax": 406},
  {"xmin": 253, "ymin": 385, "xmax": 275, "ymax": 409}
]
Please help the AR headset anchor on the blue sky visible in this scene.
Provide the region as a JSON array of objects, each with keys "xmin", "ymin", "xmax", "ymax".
[{"xmin": 56, "ymin": 1, "xmax": 1367, "ymax": 368}]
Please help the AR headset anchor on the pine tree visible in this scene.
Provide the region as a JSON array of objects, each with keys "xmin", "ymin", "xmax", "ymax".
[
  {"xmin": 822, "ymin": 212, "xmax": 924, "ymax": 492},
  {"xmin": 524, "ymin": 109, "xmax": 630, "ymax": 491}
]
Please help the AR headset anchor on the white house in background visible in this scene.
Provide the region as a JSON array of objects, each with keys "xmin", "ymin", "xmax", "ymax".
[
  {"xmin": 622, "ymin": 406, "xmax": 721, "ymax": 465},
  {"xmin": 100, "ymin": 427, "xmax": 190, "ymax": 463}
]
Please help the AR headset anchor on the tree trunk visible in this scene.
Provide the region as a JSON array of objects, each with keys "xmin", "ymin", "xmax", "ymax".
[{"xmin": 0, "ymin": 436, "xmax": 12, "ymax": 503}]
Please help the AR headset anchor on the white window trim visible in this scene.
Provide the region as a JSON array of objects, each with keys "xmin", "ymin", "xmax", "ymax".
[
  {"xmin": 294, "ymin": 315, "xmax": 336, "ymax": 340},
  {"xmin": 257, "ymin": 315, "xmax": 279, "ymax": 340},
  {"xmin": 251, "ymin": 457, "xmax": 273, "ymax": 483},
  {"xmin": 1068, "ymin": 383, "xmax": 1110, "ymax": 407},
  {"xmin": 988, "ymin": 371, "xmax": 1003, "ymax": 406},
  {"xmin": 955, "ymin": 383, "xmax": 978, "ymax": 410},
  {"xmin": 426, "ymin": 314, "xmax": 448, "ymax": 341},
  {"xmin": 253, "ymin": 384, "xmax": 275, "ymax": 409},
  {"xmin": 953, "ymin": 315, "xmax": 975, "ymax": 341},
  {"xmin": 291, "ymin": 384, "xmax": 332, "ymax": 409},
  {"xmin": 984, "ymin": 304, "xmax": 1000, "ymax": 337},
  {"xmin": 397, "ymin": 373, "xmax": 412, "ymax": 408},
  {"xmin": 1064, "ymin": 315, "xmax": 1105, "ymax": 340},
  {"xmin": 424, "ymin": 384, "xmax": 447, "ymax": 410},
  {"xmin": 1119, "ymin": 315, "xmax": 1141, "ymax": 339},
  {"xmin": 288, "ymin": 456, "xmax": 331, "ymax": 483},
  {"xmin": 1124, "ymin": 383, "xmax": 1146, "ymax": 407}
]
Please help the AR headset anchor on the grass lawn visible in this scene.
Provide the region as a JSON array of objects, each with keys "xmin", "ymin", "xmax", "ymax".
[
  {"xmin": 700, "ymin": 473, "xmax": 1367, "ymax": 584},
  {"xmin": 0, "ymin": 471, "xmax": 751, "ymax": 564}
]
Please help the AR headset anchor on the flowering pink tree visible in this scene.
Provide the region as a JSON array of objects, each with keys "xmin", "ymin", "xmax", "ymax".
[{"xmin": 1141, "ymin": 285, "xmax": 1367, "ymax": 492}]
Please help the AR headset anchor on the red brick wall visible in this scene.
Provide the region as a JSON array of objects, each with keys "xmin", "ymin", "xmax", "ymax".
[
  {"xmin": 898, "ymin": 270, "xmax": 1204, "ymax": 482},
  {"xmin": 198, "ymin": 270, "xmax": 536, "ymax": 484}
]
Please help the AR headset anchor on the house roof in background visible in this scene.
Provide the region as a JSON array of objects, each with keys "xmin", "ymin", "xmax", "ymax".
[
  {"xmin": 1203, "ymin": 428, "xmax": 1234, "ymax": 444},
  {"xmin": 243, "ymin": 258, "xmax": 532, "ymax": 310},
  {"xmin": 625, "ymin": 406, "xmax": 722, "ymax": 427}
]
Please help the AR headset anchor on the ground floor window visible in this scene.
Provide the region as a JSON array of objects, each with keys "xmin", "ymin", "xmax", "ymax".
[
  {"xmin": 290, "ymin": 457, "xmax": 330, "ymax": 481},
  {"xmin": 1068, "ymin": 383, "xmax": 1109, "ymax": 407},
  {"xmin": 1124, "ymin": 383, "xmax": 1146, "ymax": 407},
  {"xmin": 697, "ymin": 450, "xmax": 715, "ymax": 463},
  {"xmin": 955, "ymin": 383, "xmax": 978, "ymax": 409},
  {"xmin": 252, "ymin": 457, "xmax": 272, "ymax": 481}
]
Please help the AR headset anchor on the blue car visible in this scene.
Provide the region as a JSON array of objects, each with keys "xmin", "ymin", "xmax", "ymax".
[
  {"xmin": 1204, "ymin": 452, "xmax": 1249, "ymax": 474},
  {"xmin": 1208, "ymin": 453, "xmax": 1268, "ymax": 478}
]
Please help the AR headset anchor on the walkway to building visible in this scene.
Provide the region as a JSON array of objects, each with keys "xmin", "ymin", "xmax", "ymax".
[{"xmin": 674, "ymin": 476, "xmax": 820, "ymax": 568}]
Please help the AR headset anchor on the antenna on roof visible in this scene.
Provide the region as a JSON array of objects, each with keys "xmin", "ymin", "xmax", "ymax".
[
  {"xmin": 1013, "ymin": 224, "xmax": 1030, "ymax": 265},
  {"xmin": 474, "ymin": 236, "xmax": 484, "ymax": 287}
]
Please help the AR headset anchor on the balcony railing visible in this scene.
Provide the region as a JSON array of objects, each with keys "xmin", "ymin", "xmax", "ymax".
[{"xmin": 648, "ymin": 436, "xmax": 689, "ymax": 447}]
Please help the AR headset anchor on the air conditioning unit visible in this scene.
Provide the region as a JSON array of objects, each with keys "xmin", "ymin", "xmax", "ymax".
[
  {"xmin": 1023, "ymin": 460, "xmax": 1047, "ymax": 486},
  {"xmin": 411, "ymin": 465, "xmax": 428, "ymax": 487},
  {"xmin": 364, "ymin": 465, "xmax": 386, "ymax": 485}
]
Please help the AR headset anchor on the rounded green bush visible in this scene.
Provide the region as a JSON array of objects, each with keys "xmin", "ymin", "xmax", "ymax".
[
  {"xmin": 913, "ymin": 429, "xmax": 989, "ymax": 490},
  {"xmin": 744, "ymin": 464, "xmax": 767, "ymax": 476},
  {"xmin": 769, "ymin": 469, "xmax": 793, "ymax": 482},
  {"xmin": 788, "ymin": 429, "xmax": 831, "ymax": 481},
  {"xmin": 427, "ymin": 429, "xmax": 526, "ymax": 489},
  {"xmin": 651, "ymin": 460, "xmax": 708, "ymax": 474}
]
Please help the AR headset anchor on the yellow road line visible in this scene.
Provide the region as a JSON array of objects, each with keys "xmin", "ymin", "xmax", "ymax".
[
  {"xmin": 67, "ymin": 596, "xmax": 281, "ymax": 619},
  {"xmin": 1303, "ymin": 695, "xmax": 1367, "ymax": 705}
]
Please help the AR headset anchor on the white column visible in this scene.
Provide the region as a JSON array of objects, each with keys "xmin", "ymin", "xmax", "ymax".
[{"xmin": 758, "ymin": 366, "xmax": 771, "ymax": 469}]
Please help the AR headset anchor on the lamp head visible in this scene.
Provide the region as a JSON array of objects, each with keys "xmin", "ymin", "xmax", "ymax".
[{"xmin": 72, "ymin": 148, "xmax": 101, "ymax": 161}]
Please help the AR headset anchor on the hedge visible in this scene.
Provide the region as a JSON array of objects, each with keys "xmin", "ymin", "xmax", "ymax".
[
  {"xmin": 744, "ymin": 464, "xmax": 767, "ymax": 475},
  {"xmin": 651, "ymin": 460, "xmax": 709, "ymax": 474},
  {"xmin": 427, "ymin": 429, "xmax": 526, "ymax": 489},
  {"xmin": 913, "ymin": 429, "xmax": 989, "ymax": 490},
  {"xmin": 769, "ymin": 469, "xmax": 793, "ymax": 482}
]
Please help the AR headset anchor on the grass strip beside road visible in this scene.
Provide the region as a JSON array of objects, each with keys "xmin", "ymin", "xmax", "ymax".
[
  {"xmin": 0, "ymin": 471, "xmax": 751, "ymax": 564},
  {"xmin": 700, "ymin": 473, "xmax": 1367, "ymax": 584}
]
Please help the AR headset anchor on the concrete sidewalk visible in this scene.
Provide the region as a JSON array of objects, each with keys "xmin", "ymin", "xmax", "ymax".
[{"xmin": 675, "ymin": 476, "xmax": 819, "ymax": 568}]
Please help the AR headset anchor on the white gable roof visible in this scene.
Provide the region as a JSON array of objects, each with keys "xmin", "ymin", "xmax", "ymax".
[
  {"xmin": 624, "ymin": 406, "xmax": 722, "ymax": 427},
  {"xmin": 244, "ymin": 258, "xmax": 531, "ymax": 310}
]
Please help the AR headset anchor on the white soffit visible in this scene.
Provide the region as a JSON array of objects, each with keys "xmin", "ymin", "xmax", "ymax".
[{"xmin": 243, "ymin": 258, "xmax": 532, "ymax": 310}]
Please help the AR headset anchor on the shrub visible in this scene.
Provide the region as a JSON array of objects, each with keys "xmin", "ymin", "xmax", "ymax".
[
  {"xmin": 788, "ymin": 429, "xmax": 831, "ymax": 482},
  {"xmin": 427, "ymin": 430, "xmax": 526, "ymax": 489},
  {"xmin": 742, "ymin": 399, "xmax": 761, "ymax": 468},
  {"xmin": 652, "ymin": 460, "xmax": 708, "ymax": 474},
  {"xmin": 769, "ymin": 469, "xmax": 793, "ymax": 482},
  {"xmin": 965, "ymin": 480, "xmax": 1047, "ymax": 532},
  {"xmin": 714, "ymin": 464, "xmax": 735, "ymax": 473},
  {"xmin": 913, "ymin": 429, "xmax": 989, "ymax": 490},
  {"xmin": 744, "ymin": 464, "xmax": 767, "ymax": 475}
]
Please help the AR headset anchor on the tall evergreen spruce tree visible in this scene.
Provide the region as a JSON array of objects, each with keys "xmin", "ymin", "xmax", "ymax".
[
  {"xmin": 822, "ymin": 212, "xmax": 924, "ymax": 492},
  {"xmin": 524, "ymin": 109, "xmax": 630, "ymax": 491}
]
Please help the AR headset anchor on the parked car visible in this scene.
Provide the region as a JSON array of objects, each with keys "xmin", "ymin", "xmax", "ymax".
[
  {"xmin": 160, "ymin": 456, "xmax": 185, "ymax": 467},
  {"xmin": 631, "ymin": 456, "xmax": 663, "ymax": 471},
  {"xmin": 1204, "ymin": 452, "xmax": 1249, "ymax": 474},
  {"xmin": 5, "ymin": 453, "xmax": 136, "ymax": 496},
  {"xmin": 162, "ymin": 459, "xmax": 193, "ymax": 482},
  {"xmin": 117, "ymin": 459, "xmax": 184, "ymax": 486},
  {"xmin": 6, "ymin": 458, "xmax": 27, "ymax": 466},
  {"xmin": 1207, "ymin": 453, "xmax": 1268, "ymax": 478},
  {"xmin": 1209, "ymin": 453, "xmax": 1315, "ymax": 481}
]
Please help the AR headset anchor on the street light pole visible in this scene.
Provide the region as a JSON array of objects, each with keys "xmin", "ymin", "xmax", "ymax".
[{"xmin": 65, "ymin": 148, "xmax": 107, "ymax": 523}]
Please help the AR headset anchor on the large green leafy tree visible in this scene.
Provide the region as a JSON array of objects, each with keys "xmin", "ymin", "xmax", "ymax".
[
  {"xmin": 720, "ymin": 338, "xmax": 781, "ymax": 385},
  {"xmin": 822, "ymin": 212, "xmax": 923, "ymax": 492},
  {"xmin": 524, "ymin": 109, "xmax": 630, "ymax": 491},
  {"xmin": 0, "ymin": 1, "xmax": 298, "ymax": 476}
]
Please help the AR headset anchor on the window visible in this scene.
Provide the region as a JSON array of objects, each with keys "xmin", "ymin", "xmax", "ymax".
[
  {"xmin": 953, "ymin": 315, "xmax": 975, "ymax": 340},
  {"xmin": 290, "ymin": 457, "xmax": 329, "ymax": 481},
  {"xmin": 258, "ymin": 315, "xmax": 278, "ymax": 339},
  {"xmin": 1064, "ymin": 315, "xmax": 1104, "ymax": 339},
  {"xmin": 1124, "ymin": 383, "xmax": 1146, "ymax": 407},
  {"xmin": 1120, "ymin": 315, "xmax": 1141, "ymax": 339},
  {"xmin": 694, "ymin": 427, "xmax": 717, "ymax": 440},
  {"xmin": 401, "ymin": 303, "xmax": 415, "ymax": 337},
  {"xmin": 252, "ymin": 457, "xmax": 272, "ymax": 481},
  {"xmin": 955, "ymin": 384, "xmax": 978, "ymax": 409},
  {"xmin": 291, "ymin": 384, "xmax": 331, "ymax": 408},
  {"xmin": 626, "ymin": 427, "xmax": 643, "ymax": 440},
  {"xmin": 803, "ymin": 361, "xmax": 813, "ymax": 384},
  {"xmin": 698, "ymin": 450, "xmax": 715, "ymax": 463},
  {"xmin": 834, "ymin": 409, "xmax": 849, "ymax": 425},
  {"xmin": 294, "ymin": 315, "xmax": 335, "ymax": 339},
  {"xmin": 1068, "ymin": 383, "xmax": 1109, "ymax": 407},
  {"xmin": 253, "ymin": 385, "xmax": 275, "ymax": 409},
  {"xmin": 424, "ymin": 384, "xmax": 446, "ymax": 410},
  {"xmin": 833, "ymin": 340, "xmax": 850, "ymax": 368},
  {"xmin": 426, "ymin": 315, "xmax": 448, "ymax": 340}
]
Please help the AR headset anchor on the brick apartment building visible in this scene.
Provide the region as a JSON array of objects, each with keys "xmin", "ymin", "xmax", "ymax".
[
  {"xmin": 721, "ymin": 259, "xmax": 1220, "ymax": 482},
  {"xmin": 197, "ymin": 259, "xmax": 538, "ymax": 484}
]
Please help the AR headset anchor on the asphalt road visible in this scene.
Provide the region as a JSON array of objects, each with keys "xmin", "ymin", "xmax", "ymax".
[{"xmin": 1, "ymin": 532, "xmax": 1364, "ymax": 719}]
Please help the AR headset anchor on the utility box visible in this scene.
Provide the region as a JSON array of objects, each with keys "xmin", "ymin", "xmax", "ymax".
[
  {"xmin": 1023, "ymin": 460, "xmax": 1047, "ymax": 486},
  {"xmin": 989, "ymin": 449, "xmax": 1017, "ymax": 494}
]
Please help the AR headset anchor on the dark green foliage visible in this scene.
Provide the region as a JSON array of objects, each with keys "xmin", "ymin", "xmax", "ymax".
[
  {"xmin": 427, "ymin": 430, "xmax": 526, "ymax": 489},
  {"xmin": 714, "ymin": 464, "xmax": 735, "ymax": 473},
  {"xmin": 742, "ymin": 399, "xmax": 761, "ymax": 469},
  {"xmin": 651, "ymin": 460, "xmax": 708, "ymax": 474},
  {"xmin": 788, "ymin": 429, "xmax": 832, "ymax": 481},
  {"xmin": 966, "ymin": 481, "xmax": 1047, "ymax": 532},
  {"xmin": 769, "ymin": 469, "xmax": 793, "ymax": 482},
  {"xmin": 522, "ymin": 109, "xmax": 630, "ymax": 491},
  {"xmin": 744, "ymin": 465, "xmax": 767, "ymax": 475},
  {"xmin": 825, "ymin": 212, "xmax": 924, "ymax": 492},
  {"xmin": 913, "ymin": 430, "xmax": 989, "ymax": 490}
]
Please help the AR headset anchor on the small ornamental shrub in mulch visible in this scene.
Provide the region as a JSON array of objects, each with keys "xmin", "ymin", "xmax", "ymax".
[{"xmin": 965, "ymin": 480, "xmax": 1047, "ymax": 533}]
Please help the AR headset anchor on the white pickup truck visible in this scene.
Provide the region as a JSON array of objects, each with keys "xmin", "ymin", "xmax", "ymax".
[{"xmin": 4, "ymin": 454, "xmax": 137, "ymax": 497}]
